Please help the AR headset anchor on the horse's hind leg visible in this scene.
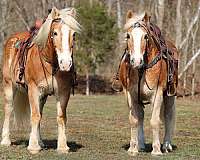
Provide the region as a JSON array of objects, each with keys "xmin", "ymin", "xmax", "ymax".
[
  {"xmin": 162, "ymin": 96, "xmax": 175, "ymax": 153},
  {"xmin": 150, "ymin": 88, "xmax": 163, "ymax": 156},
  {"xmin": 37, "ymin": 95, "xmax": 48, "ymax": 148},
  {"xmin": 1, "ymin": 82, "xmax": 15, "ymax": 146},
  {"xmin": 127, "ymin": 91, "xmax": 145, "ymax": 156}
]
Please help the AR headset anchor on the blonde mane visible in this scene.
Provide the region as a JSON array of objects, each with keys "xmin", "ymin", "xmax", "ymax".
[
  {"xmin": 124, "ymin": 12, "xmax": 146, "ymax": 30},
  {"xmin": 33, "ymin": 7, "xmax": 81, "ymax": 48}
]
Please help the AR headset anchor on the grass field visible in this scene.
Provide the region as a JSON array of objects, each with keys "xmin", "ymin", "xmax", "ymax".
[{"xmin": 0, "ymin": 94, "xmax": 200, "ymax": 160}]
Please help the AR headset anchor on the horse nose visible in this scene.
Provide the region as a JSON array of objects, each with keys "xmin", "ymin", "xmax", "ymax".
[
  {"xmin": 60, "ymin": 60, "xmax": 63, "ymax": 64},
  {"xmin": 69, "ymin": 60, "xmax": 72, "ymax": 68},
  {"xmin": 130, "ymin": 58, "xmax": 134, "ymax": 65}
]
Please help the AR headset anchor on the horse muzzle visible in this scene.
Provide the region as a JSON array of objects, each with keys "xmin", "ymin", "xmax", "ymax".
[
  {"xmin": 130, "ymin": 57, "xmax": 143, "ymax": 68},
  {"xmin": 58, "ymin": 58, "xmax": 72, "ymax": 71}
]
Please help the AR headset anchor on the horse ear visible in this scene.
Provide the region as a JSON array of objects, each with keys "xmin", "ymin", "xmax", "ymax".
[
  {"xmin": 51, "ymin": 7, "xmax": 60, "ymax": 19},
  {"xmin": 69, "ymin": 8, "xmax": 77, "ymax": 17},
  {"xmin": 141, "ymin": 12, "xmax": 151, "ymax": 23},
  {"xmin": 126, "ymin": 10, "xmax": 134, "ymax": 22}
]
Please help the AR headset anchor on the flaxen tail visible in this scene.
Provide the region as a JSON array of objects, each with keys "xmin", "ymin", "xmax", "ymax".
[{"xmin": 13, "ymin": 90, "xmax": 30, "ymax": 128}]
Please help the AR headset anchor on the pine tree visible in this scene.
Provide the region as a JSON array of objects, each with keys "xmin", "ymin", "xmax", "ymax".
[{"xmin": 75, "ymin": 0, "xmax": 117, "ymax": 95}]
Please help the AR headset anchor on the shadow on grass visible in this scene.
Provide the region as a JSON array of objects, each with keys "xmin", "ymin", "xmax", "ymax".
[
  {"xmin": 12, "ymin": 139, "xmax": 84, "ymax": 152},
  {"xmin": 122, "ymin": 143, "xmax": 177, "ymax": 153}
]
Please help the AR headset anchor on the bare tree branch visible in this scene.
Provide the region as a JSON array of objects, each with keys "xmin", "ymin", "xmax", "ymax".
[
  {"xmin": 178, "ymin": 2, "xmax": 200, "ymax": 49},
  {"xmin": 178, "ymin": 48, "xmax": 200, "ymax": 79},
  {"xmin": 13, "ymin": 1, "xmax": 30, "ymax": 30}
]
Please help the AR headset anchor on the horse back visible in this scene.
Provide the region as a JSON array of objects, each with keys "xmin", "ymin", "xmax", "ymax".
[{"xmin": 3, "ymin": 32, "xmax": 30, "ymax": 81}]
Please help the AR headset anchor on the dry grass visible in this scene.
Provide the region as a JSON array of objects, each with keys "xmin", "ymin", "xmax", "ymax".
[{"xmin": 0, "ymin": 94, "xmax": 200, "ymax": 160}]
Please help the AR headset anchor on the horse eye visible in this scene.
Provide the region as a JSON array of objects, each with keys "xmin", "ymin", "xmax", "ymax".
[
  {"xmin": 127, "ymin": 33, "xmax": 130, "ymax": 39},
  {"xmin": 144, "ymin": 34, "xmax": 148, "ymax": 40},
  {"xmin": 73, "ymin": 33, "xmax": 76, "ymax": 41},
  {"xmin": 53, "ymin": 31, "xmax": 58, "ymax": 36}
]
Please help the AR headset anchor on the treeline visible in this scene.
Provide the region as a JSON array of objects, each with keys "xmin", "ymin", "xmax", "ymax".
[{"xmin": 0, "ymin": 0, "xmax": 200, "ymax": 96}]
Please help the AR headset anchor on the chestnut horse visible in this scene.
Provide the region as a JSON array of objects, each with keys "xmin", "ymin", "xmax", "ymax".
[
  {"xmin": 119, "ymin": 11, "xmax": 178, "ymax": 156},
  {"xmin": 1, "ymin": 7, "xmax": 81, "ymax": 154}
]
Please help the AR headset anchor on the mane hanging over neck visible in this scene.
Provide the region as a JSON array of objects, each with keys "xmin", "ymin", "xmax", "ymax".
[{"xmin": 32, "ymin": 7, "xmax": 81, "ymax": 48}]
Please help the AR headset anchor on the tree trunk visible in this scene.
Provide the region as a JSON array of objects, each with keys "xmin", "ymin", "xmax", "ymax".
[
  {"xmin": 116, "ymin": 0, "xmax": 123, "ymax": 51},
  {"xmin": 90, "ymin": 0, "xmax": 93, "ymax": 7},
  {"xmin": 139, "ymin": 0, "xmax": 145, "ymax": 11},
  {"xmin": 0, "ymin": 0, "xmax": 7, "ymax": 44},
  {"xmin": 191, "ymin": 54, "xmax": 196, "ymax": 97},
  {"xmin": 41, "ymin": 0, "xmax": 46, "ymax": 17},
  {"xmin": 86, "ymin": 69, "xmax": 90, "ymax": 96},
  {"xmin": 191, "ymin": 24, "xmax": 198, "ymax": 98},
  {"xmin": 175, "ymin": 0, "xmax": 182, "ymax": 47},
  {"xmin": 107, "ymin": 0, "xmax": 113, "ymax": 16},
  {"xmin": 183, "ymin": 44, "xmax": 188, "ymax": 98},
  {"xmin": 117, "ymin": 0, "xmax": 122, "ymax": 29},
  {"xmin": 71, "ymin": 0, "xmax": 75, "ymax": 6},
  {"xmin": 156, "ymin": 0, "xmax": 165, "ymax": 30},
  {"xmin": 14, "ymin": 1, "xmax": 30, "ymax": 30},
  {"xmin": 183, "ymin": 7, "xmax": 189, "ymax": 98}
]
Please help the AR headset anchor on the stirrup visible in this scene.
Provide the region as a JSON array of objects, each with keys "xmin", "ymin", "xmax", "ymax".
[
  {"xmin": 111, "ymin": 74, "xmax": 123, "ymax": 92},
  {"xmin": 167, "ymin": 84, "xmax": 176, "ymax": 96}
]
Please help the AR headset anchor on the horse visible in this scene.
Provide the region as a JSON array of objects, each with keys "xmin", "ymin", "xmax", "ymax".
[
  {"xmin": 1, "ymin": 7, "xmax": 81, "ymax": 154},
  {"xmin": 118, "ymin": 11, "xmax": 178, "ymax": 156}
]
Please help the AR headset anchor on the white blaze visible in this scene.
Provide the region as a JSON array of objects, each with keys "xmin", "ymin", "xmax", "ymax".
[
  {"xmin": 130, "ymin": 27, "xmax": 145, "ymax": 66},
  {"xmin": 57, "ymin": 24, "xmax": 72, "ymax": 71}
]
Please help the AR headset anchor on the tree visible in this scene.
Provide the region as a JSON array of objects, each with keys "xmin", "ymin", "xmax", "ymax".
[
  {"xmin": 75, "ymin": 0, "xmax": 117, "ymax": 95},
  {"xmin": 156, "ymin": 0, "xmax": 165, "ymax": 30}
]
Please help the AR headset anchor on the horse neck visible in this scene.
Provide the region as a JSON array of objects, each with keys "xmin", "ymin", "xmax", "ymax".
[
  {"xmin": 40, "ymin": 36, "xmax": 57, "ymax": 65},
  {"xmin": 147, "ymin": 40, "xmax": 160, "ymax": 64}
]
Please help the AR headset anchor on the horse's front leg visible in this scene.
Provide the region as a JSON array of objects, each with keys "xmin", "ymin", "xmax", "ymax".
[
  {"xmin": 150, "ymin": 88, "xmax": 163, "ymax": 156},
  {"xmin": 27, "ymin": 84, "xmax": 42, "ymax": 154},
  {"xmin": 127, "ymin": 91, "xmax": 145, "ymax": 156},
  {"xmin": 56, "ymin": 91, "xmax": 70, "ymax": 153}
]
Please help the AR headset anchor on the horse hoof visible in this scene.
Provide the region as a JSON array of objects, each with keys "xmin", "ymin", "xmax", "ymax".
[
  {"xmin": 57, "ymin": 147, "xmax": 70, "ymax": 154},
  {"xmin": 39, "ymin": 141, "xmax": 45, "ymax": 148},
  {"xmin": 1, "ymin": 138, "xmax": 11, "ymax": 146},
  {"xmin": 151, "ymin": 150, "xmax": 163, "ymax": 156},
  {"xmin": 27, "ymin": 145, "xmax": 41, "ymax": 154},
  {"xmin": 127, "ymin": 148, "xmax": 138, "ymax": 156},
  {"xmin": 138, "ymin": 147, "xmax": 145, "ymax": 152},
  {"xmin": 162, "ymin": 142, "xmax": 172, "ymax": 153}
]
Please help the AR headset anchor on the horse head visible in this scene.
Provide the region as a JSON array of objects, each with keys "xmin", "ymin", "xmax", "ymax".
[
  {"xmin": 33, "ymin": 7, "xmax": 81, "ymax": 72},
  {"xmin": 124, "ymin": 10, "xmax": 153, "ymax": 69}
]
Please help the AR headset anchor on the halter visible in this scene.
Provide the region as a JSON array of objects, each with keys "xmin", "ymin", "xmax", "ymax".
[{"xmin": 127, "ymin": 21, "xmax": 163, "ymax": 70}]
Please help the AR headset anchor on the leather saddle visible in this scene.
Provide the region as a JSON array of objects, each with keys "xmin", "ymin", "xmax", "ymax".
[
  {"xmin": 15, "ymin": 20, "xmax": 42, "ymax": 84},
  {"xmin": 149, "ymin": 23, "xmax": 178, "ymax": 96}
]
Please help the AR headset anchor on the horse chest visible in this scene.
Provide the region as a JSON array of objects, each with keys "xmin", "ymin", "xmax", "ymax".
[
  {"xmin": 38, "ymin": 76, "xmax": 58, "ymax": 95},
  {"xmin": 141, "ymin": 83, "xmax": 155, "ymax": 101}
]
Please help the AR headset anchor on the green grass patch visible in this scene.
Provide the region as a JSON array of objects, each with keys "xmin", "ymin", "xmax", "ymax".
[{"xmin": 0, "ymin": 94, "xmax": 200, "ymax": 159}]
